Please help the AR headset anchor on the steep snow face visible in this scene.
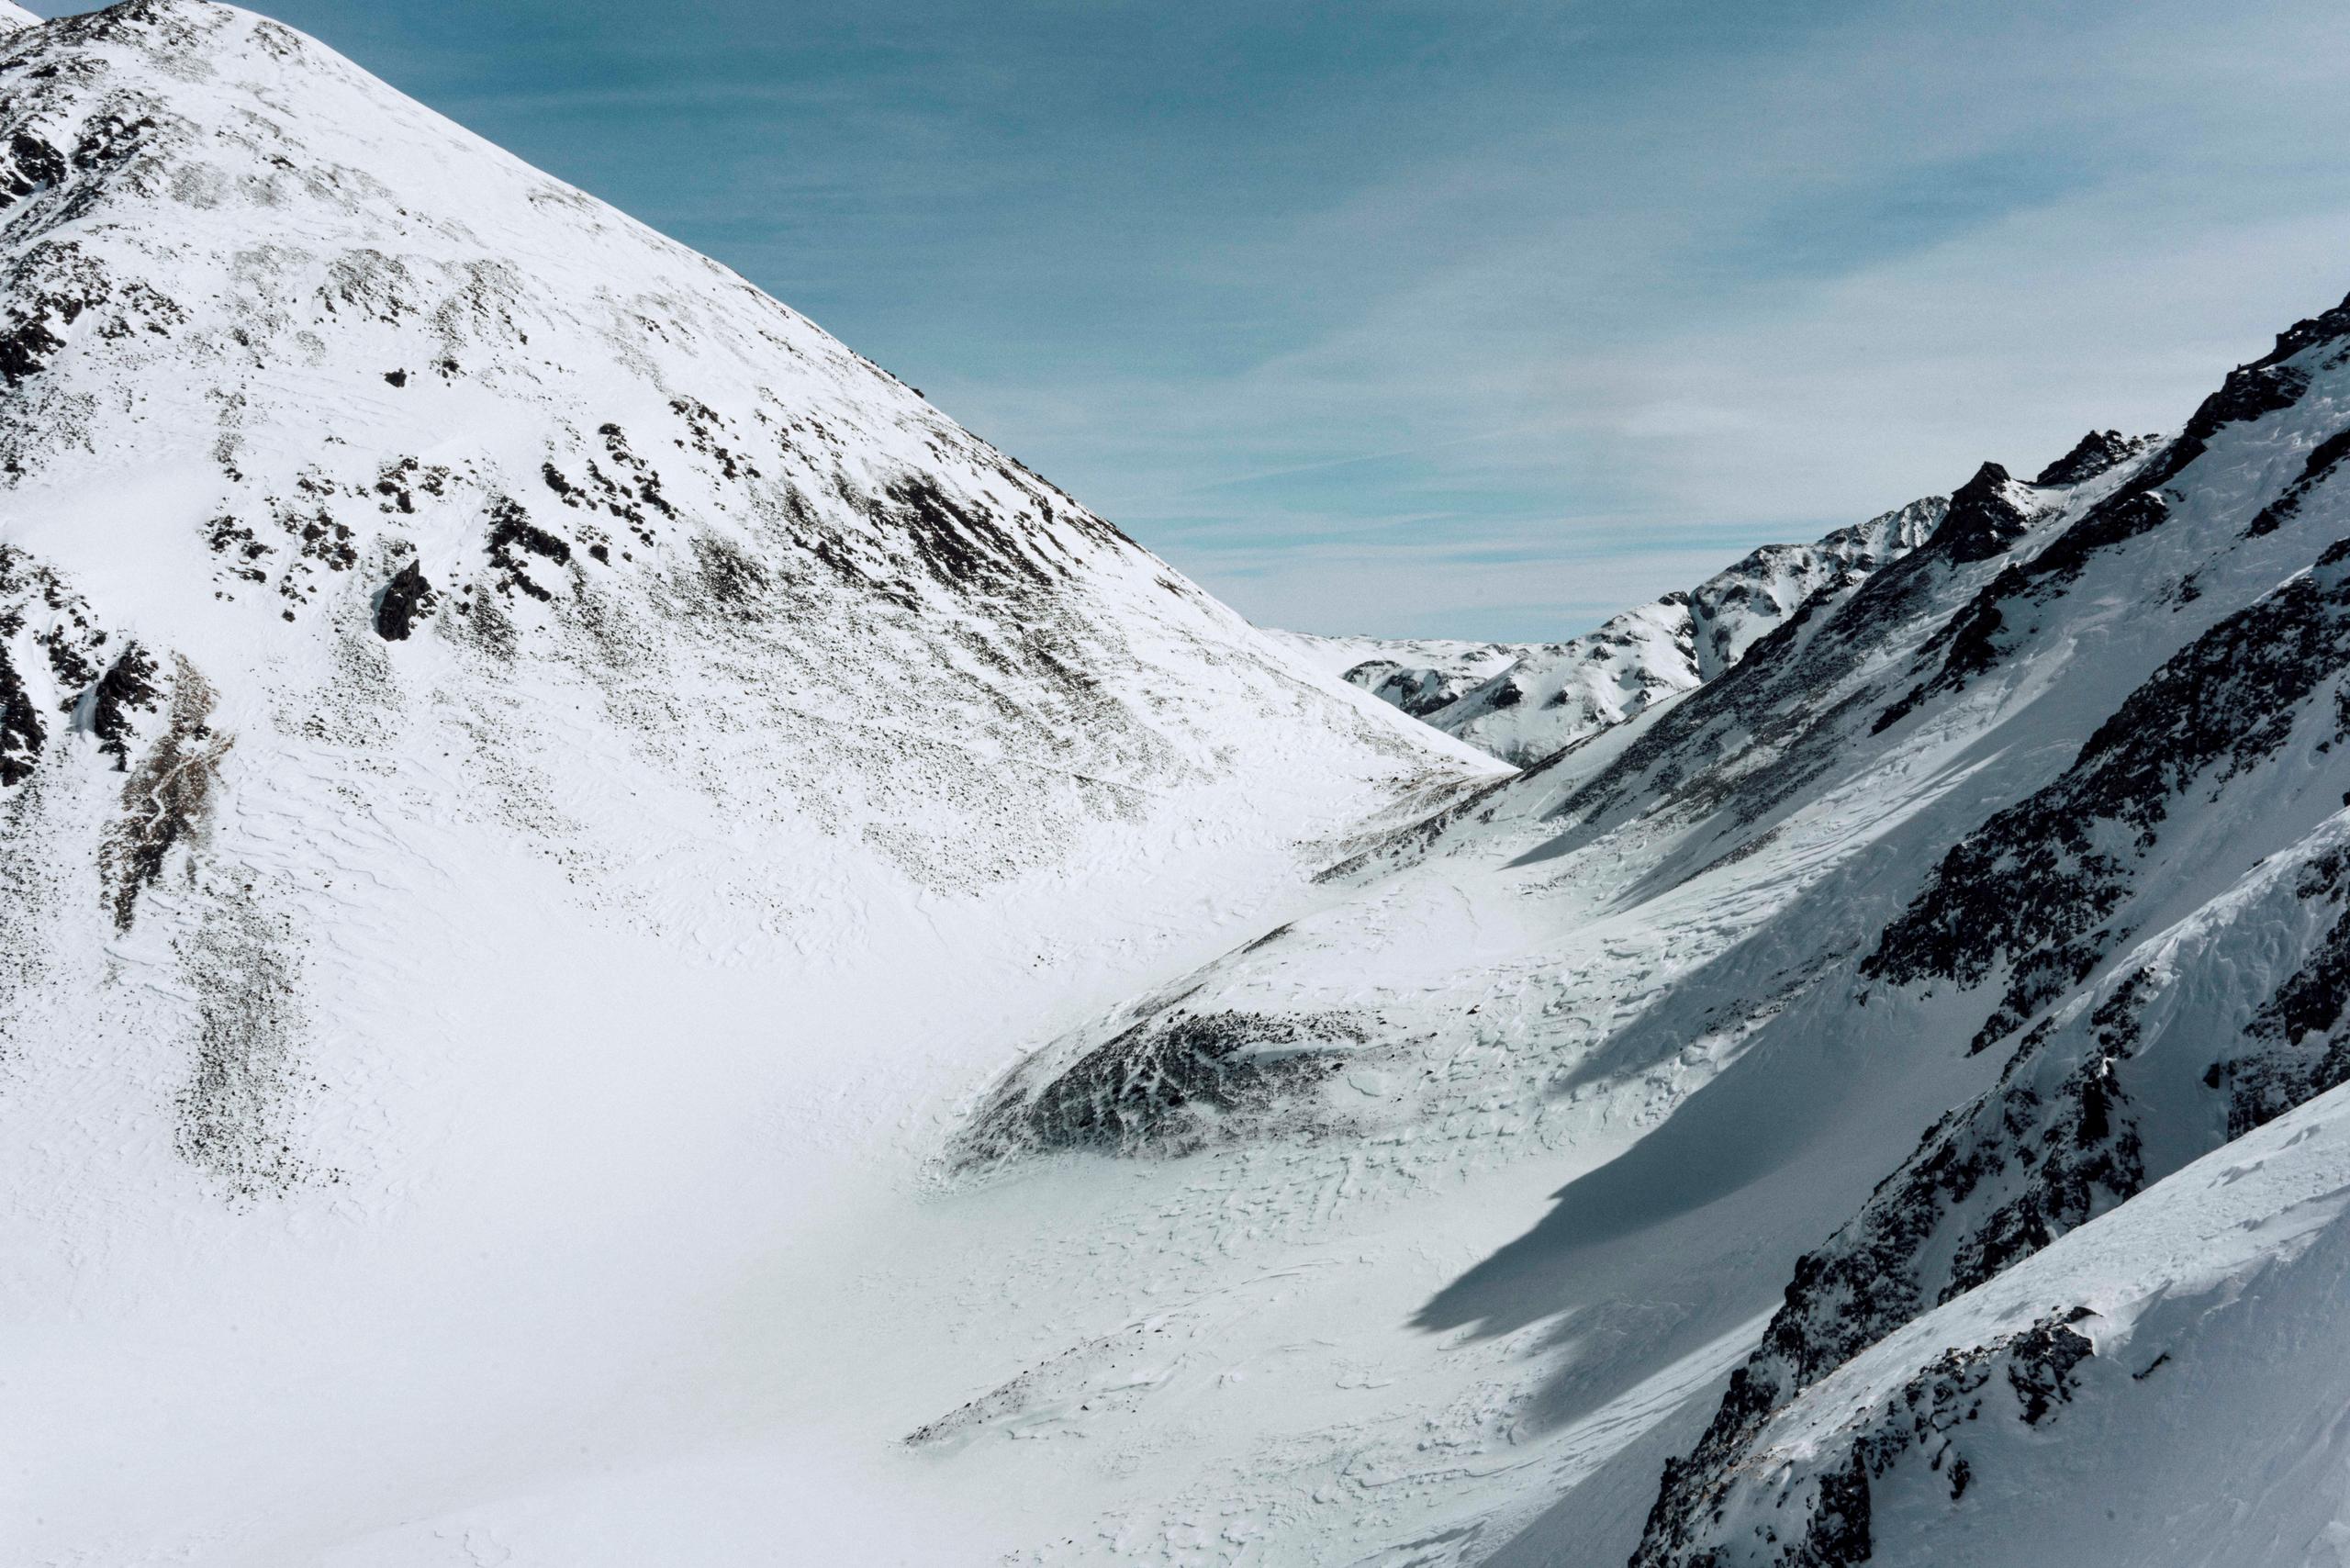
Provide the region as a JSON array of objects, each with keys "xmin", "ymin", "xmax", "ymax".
[
  {"xmin": 1414, "ymin": 498, "xmax": 1943, "ymax": 766},
  {"xmin": 1640, "ymin": 805, "xmax": 2350, "ymax": 1566},
  {"xmin": 1682, "ymin": 1081, "xmax": 2350, "ymax": 1568},
  {"xmin": 1624, "ymin": 295, "xmax": 2350, "ymax": 1566},
  {"xmin": 0, "ymin": 6, "xmax": 1507, "ymax": 1563},
  {"xmin": 1676, "ymin": 1081, "xmax": 2350, "ymax": 1568},
  {"xmin": 0, "ymin": 0, "xmax": 1491, "ymax": 924}
]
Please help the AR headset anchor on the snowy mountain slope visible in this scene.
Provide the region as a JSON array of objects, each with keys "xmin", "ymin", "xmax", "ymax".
[
  {"xmin": 915, "ymin": 478, "xmax": 2062, "ymax": 1561},
  {"xmin": 1419, "ymin": 596, "xmax": 1700, "ymax": 767},
  {"xmin": 0, "ymin": 5, "xmax": 1515, "ymax": 1564},
  {"xmin": 14, "ymin": 6, "xmax": 2350, "ymax": 1568},
  {"xmin": 1660, "ymin": 1079, "xmax": 2350, "ymax": 1568},
  {"xmin": 1684, "ymin": 501, "xmax": 1950, "ymax": 681},
  {"xmin": 947, "ymin": 480, "xmax": 1990, "ymax": 1172},
  {"xmin": 935, "ymin": 283, "xmax": 2350, "ymax": 1567},
  {"xmin": 1638, "ymin": 795, "xmax": 2350, "ymax": 1565},
  {"xmin": 1410, "ymin": 499, "xmax": 1944, "ymax": 766},
  {"xmin": 1264, "ymin": 501, "xmax": 1941, "ymax": 767},
  {"xmin": 0, "ymin": 0, "xmax": 1495, "ymax": 960},
  {"xmin": 1610, "ymin": 300, "xmax": 2350, "ymax": 1563}
]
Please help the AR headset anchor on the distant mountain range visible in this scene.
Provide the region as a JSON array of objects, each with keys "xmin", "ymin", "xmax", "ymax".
[{"xmin": 1282, "ymin": 494, "xmax": 1947, "ymax": 765}]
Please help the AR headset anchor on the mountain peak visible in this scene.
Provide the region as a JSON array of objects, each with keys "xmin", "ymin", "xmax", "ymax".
[
  {"xmin": 2252, "ymin": 286, "xmax": 2350, "ymax": 368},
  {"xmin": 2032, "ymin": 428, "xmax": 2155, "ymax": 487},
  {"xmin": 0, "ymin": 4, "xmax": 38, "ymax": 34},
  {"xmin": 1930, "ymin": 459, "xmax": 2035, "ymax": 561}
]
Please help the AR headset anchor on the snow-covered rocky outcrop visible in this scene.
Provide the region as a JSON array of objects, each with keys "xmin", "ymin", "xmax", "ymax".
[
  {"xmin": 1617, "ymin": 296, "xmax": 2350, "ymax": 1566},
  {"xmin": 1657, "ymin": 1081, "xmax": 2350, "ymax": 1568}
]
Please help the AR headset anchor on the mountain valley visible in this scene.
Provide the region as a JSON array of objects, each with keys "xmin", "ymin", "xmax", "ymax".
[{"xmin": 8, "ymin": 7, "xmax": 2350, "ymax": 1568}]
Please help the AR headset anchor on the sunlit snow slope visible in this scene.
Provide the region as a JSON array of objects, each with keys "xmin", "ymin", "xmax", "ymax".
[{"xmin": 0, "ymin": 4, "xmax": 1501, "ymax": 1563}]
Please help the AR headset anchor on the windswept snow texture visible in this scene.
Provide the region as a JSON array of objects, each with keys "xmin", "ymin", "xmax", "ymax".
[{"xmin": 17, "ymin": 6, "xmax": 2350, "ymax": 1568}]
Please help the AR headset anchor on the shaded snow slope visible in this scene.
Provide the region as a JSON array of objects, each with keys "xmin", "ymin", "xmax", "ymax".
[
  {"xmin": 1673, "ymin": 1081, "xmax": 2350, "ymax": 1568},
  {"xmin": 1617, "ymin": 298, "xmax": 2350, "ymax": 1564}
]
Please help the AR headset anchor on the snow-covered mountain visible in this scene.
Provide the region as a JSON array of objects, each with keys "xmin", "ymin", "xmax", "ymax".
[
  {"xmin": 1655, "ymin": 1079, "xmax": 2350, "ymax": 1568},
  {"xmin": 1282, "ymin": 499, "xmax": 1945, "ymax": 766},
  {"xmin": 16, "ymin": 6, "xmax": 2350, "ymax": 1568},
  {"xmin": 0, "ymin": 5, "xmax": 1503, "ymax": 1562},
  {"xmin": 946, "ymin": 277, "xmax": 2350, "ymax": 1564},
  {"xmin": 1262, "ymin": 628, "xmax": 1528, "ymax": 719}
]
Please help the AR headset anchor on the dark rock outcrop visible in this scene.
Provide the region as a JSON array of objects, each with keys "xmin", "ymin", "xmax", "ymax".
[
  {"xmin": 1930, "ymin": 463, "xmax": 2034, "ymax": 564},
  {"xmin": 0, "ymin": 639, "xmax": 41, "ymax": 784},
  {"xmin": 2031, "ymin": 430, "xmax": 2152, "ymax": 487},
  {"xmin": 89, "ymin": 639, "xmax": 159, "ymax": 768},
  {"xmin": 373, "ymin": 558, "xmax": 435, "ymax": 641},
  {"xmin": 962, "ymin": 1008, "xmax": 1368, "ymax": 1160},
  {"xmin": 1866, "ymin": 538, "xmax": 2350, "ymax": 1052}
]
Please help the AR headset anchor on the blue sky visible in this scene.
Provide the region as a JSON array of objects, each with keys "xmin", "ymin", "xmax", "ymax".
[{"xmin": 37, "ymin": 0, "xmax": 2350, "ymax": 637}]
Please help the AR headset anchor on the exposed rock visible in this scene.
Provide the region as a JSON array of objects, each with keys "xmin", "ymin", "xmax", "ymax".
[
  {"xmin": 0, "ymin": 641, "xmax": 40, "ymax": 784},
  {"xmin": 88, "ymin": 638, "xmax": 159, "ymax": 767},
  {"xmin": 372, "ymin": 558, "xmax": 435, "ymax": 641},
  {"xmin": 2031, "ymin": 429, "xmax": 2154, "ymax": 487},
  {"xmin": 1867, "ymin": 541, "xmax": 2350, "ymax": 1052},
  {"xmin": 100, "ymin": 655, "xmax": 229, "ymax": 932},
  {"xmin": 962, "ymin": 1008, "xmax": 1368, "ymax": 1159},
  {"xmin": 1930, "ymin": 462, "xmax": 2035, "ymax": 563}
]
